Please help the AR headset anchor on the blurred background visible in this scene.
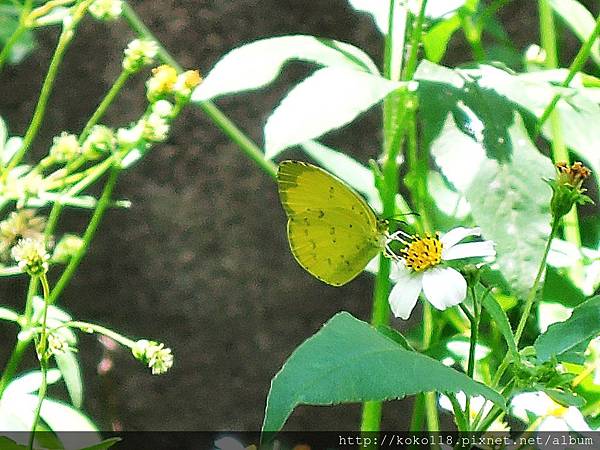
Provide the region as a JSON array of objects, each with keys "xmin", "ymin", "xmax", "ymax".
[{"xmin": 0, "ymin": 0, "xmax": 598, "ymax": 431}]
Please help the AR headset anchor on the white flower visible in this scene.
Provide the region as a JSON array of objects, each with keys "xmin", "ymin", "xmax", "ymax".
[
  {"xmin": 511, "ymin": 391, "xmax": 590, "ymax": 431},
  {"xmin": 49, "ymin": 132, "xmax": 81, "ymax": 162},
  {"xmin": 152, "ymin": 100, "xmax": 174, "ymax": 118},
  {"xmin": 122, "ymin": 39, "xmax": 158, "ymax": 73},
  {"xmin": 132, "ymin": 339, "xmax": 174, "ymax": 375},
  {"xmin": 11, "ymin": 237, "xmax": 50, "ymax": 276},
  {"xmin": 89, "ymin": 0, "xmax": 123, "ymax": 21},
  {"xmin": 141, "ymin": 113, "xmax": 169, "ymax": 142},
  {"xmin": 387, "ymin": 227, "xmax": 495, "ymax": 319}
]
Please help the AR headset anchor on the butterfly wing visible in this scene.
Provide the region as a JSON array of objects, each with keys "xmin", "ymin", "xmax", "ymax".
[{"xmin": 277, "ymin": 160, "xmax": 384, "ymax": 286}]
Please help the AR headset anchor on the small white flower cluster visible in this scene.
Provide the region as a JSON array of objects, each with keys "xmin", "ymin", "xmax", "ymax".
[
  {"xmin": 89, "ymin": 0, "xmax": 123, "ymax": 21},
  {"xmin": 49, "ymin": 132, "xmax": 81, "ymax": 162},
  {"xmin": 47, "ymin": 332, "xmax": 72, "ymax": 356},
  {"xmin": 82, "ymin": 125, "xmax": 116, "ymax": 160},
  {"xmin": 11, "ymin": 237, "xmax": 50, "ymax": 276},
  {"xmin": 123, "ymin": 39, "xmax": 158, "ymax": 73},
  {"xmin": 132, "ymin": 339, "xmax": 174, "ymax": 375}
]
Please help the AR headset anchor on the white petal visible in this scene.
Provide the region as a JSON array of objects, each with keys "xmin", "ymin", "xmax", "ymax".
[
  {"xmin": 422, "ymin": 267, "xmax": 467, "ymax": 310},
  {"xmin": 442, "ymin": 241, "xmax": 496, "ymax": 261},
  {"xmin": 440, "ymin": 227, "xmax": 481, "ymax": 248},
  {"xmin": 388, "ymin": 266, "xmax": 423, "ymax": 320}
]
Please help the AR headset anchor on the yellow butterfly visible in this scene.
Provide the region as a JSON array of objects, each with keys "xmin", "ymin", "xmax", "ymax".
[{"xmin": 277, "ymin": 160, "xmax": 388, "ymax": 286}]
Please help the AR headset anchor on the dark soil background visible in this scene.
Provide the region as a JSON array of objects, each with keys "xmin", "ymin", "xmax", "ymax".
[{"xmin": 0, "ymin": 0, "xmax": 598, "ymax": 432}]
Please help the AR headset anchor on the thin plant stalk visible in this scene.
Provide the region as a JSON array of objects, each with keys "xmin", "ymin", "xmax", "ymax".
[
  {"xmin": 27, "ymin": 274, "xmax": 50, "ymax": 450},
  {"xmin": 360, "ymin": 0, "xmax": 410, "ymax": 433},
  {"xmin": 120, "ymin": 1, "xmax": 277, "ymax": 180},
  {"xmin": 5, "ymin": 0, "xmax": 95, "ymax": 174},
  {"xmin": 537, "ymin": 0, "xmax": 587, "ymax": 284},
  {"xmin": 80, "ymin": 70, "xmax": 131, "ymax": 142},
  {"xmin": 49, "ymin": 168, "xmax": 120, "ymax": 304}
]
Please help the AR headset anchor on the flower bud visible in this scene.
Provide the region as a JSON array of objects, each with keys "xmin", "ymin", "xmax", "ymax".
[
  {"xmin": 11, "ymin": 237, "xmax": 50, "ymax": 276},
  {"xmin": 52, "ymin": 234, "xmax": 84, "ymax": 264},
  {"xmin": 49, "ymin": 132, "xmax": 81, "ymax": 162},
  {"xmin": 173, "ymin": 70, "xmax": 202, "ymax": 98},
  {"xmin": 141, "ymin": 113, "xmax": 169, "ymax": 142},
  {"xmin": 82, "ymin": 125, "xmax": 115, "ymax": 160},
  {"xmin": 132, "ymin": 339, "xmax": 174, "ymax": 375},
  {"xmin": 525, "ymin": 44, "xmax": 547, "ymax": 66},
  {"xmin": 146, "ymin": 65, "xmax": 178, "ymax": 102},
  {"xmin": 122, "ymin": 39, "xmax": 158, "ymax": 73},
  {"xmin": 89, "ymin": 0, "xmax": 123, "ymax": 21},
  {"xmin": 546, "ymin": 161, "xmax": 593, "ymax": 219},
  {"xmin": 152, "ymin": 100, "xmax": 175, "ymax": 119}
]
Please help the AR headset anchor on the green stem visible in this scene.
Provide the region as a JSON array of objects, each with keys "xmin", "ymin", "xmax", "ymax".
[
  {"xmin": 484, "ymin": 217, "xmax": 561, "ymax": 426},
  {"xmin": 48, "ymin": 168, "xmax": 119, "ymax": 305},
  {"xmin": 120, "ymin": 2, "xmax": 277, "ymax": 179},
  {"xmin": 360, "ymin": 0, "xmax": 410, "ymax": 434},
  {"xmin": 464, "ymin": 286, "xmax": 480, "ymax": 429},
  {"xmin": 28, "ymin": 274, "xmax": 50, "ymax": 450},
  {"xmin": 0, "ymin": 272, "xmax": 40, "ymax": 398},
  {"xmin": 63, "ymin": 321, "xmax": 136, "ymax": 347},
  {"xmin": 80, "ymin": 70, "xmax": 131, "ymax": 142},
  {"xmin": 513, "ymin": 218, "xmax": 560, "ymax": 346},
  {"xmin": 403, "ymin": 0, "xmax": 428, "ymax": 81},
  {"xmin": 27, "ymin": 359, "xmax": 47, "ymax": 450},
  {"xmin": 5, "ymin": 0, "xmax": 94, "ymax": 173},
  {"xmin": 535, "ymin": 11, "xmax": 600, "ymax": 134}
]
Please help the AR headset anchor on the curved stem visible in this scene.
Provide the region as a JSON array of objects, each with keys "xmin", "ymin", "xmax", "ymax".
[
  {"xmin": 513, "ymin": 218, "xmax": 560, "ymax": 346},
  {"xmin": 80, "ymin": 70, "xmax": 131, "ymax": 142},
  {"xmin": 5, "ymin": 0, "xmax": 94, "ymax": 173},
  {"xmin": 49, "ymin": 168, "xmax": 119, "ymax": 304},
  {"xmin": 63, "ymin": 321, "xmax": 136, "ymax": 348},
  {"xmin": 27, "ymin": 274, "xmax": 50, "ymax": 450},
  {"xmin": 120, "ymin": 2, "xmax": 277, "ymax": 179}
]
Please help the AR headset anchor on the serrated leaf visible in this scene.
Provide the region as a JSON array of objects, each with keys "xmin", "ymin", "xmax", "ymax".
[
  {"xmin": 481, "ymin": 293, "xmax": 518, "ymax": 357},
  {"xmin": 55, "ymin": 351, "xmax": 83, "ymax": 408},
  {"xmin": 192, "ymin": 35, "xmax": 379, "ymax": 102},
  {"xmin": 548, "ymin": 0, "xmax": 600, "ymax": 67},
  {"xmin": 262, "ymin": 312, "xmax": 504, "ymax": 432},
  {"xmin": 535, "ymin": 296, "xmax": 600, "ymax": 362},
  {"xmin": 300, "ymin": 140, "xmax": 382, "ymax": 212},
  {"xmin": 264, "ymin": 67, "xmax": 403, "ymax": 158}
]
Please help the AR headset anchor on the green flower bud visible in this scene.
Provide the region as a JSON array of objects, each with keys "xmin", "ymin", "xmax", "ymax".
[
  {"xmin": 546, "ymin": 161, "xmax": 594, "ymax": 220},
  {"xmin": 82, "ymin": 125, "xmax": 115, "ymax": 160},
  {"xmin": 89, "ymin": 0, "xmax": 123, "ymax": 21},
  {"xmin": 52, "ymin": 234, "xmax": 84, "ymax": 264}
]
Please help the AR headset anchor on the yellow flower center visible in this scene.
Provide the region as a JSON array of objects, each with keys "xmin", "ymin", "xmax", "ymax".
[{"xmin": 401, "ymin": 233, "xmax": 443, "ymax": 272}]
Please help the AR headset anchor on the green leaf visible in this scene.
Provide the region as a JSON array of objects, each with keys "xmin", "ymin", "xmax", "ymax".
[
  {"xmin": 80, "ymin": 438, "xmax": 122, "ymax": 450},
  {"xmin": 55, "ymin": 351, "xmax": 83, "ymax": 408},
  {"xmin": 423, "ymin": 15, "xmax": 461, "ymax": 63},
  {"xmin": 264, "ymin": 67, "xmax": 403, "ymax": 158},
  {"xmin": 535, "ymin": 295, "xmax": 600, "ymax": 362},
  {"xmin": 432, "ymin": 113, "xmax": 554, "ymax": 297},
  {"xmin": 543, "ymin": 388, "xmax": 586, "ymax": 408},
  {"xmin": 548, "ymin": 0, "xmax": 600, "ymax": 67},
  {"xmin": 300, "ymin": 140, "xmax": 382, "ymax": 212},
  {"xmin": 192, "ymin": 35, "xmax": 379, "ymax": 101},
  {"xmin": 262, "ymin": 311, "xmax": 504, "ymax": 432},
  {"xmin": 481, "ymin": 293, "xmax": 518, "ymax": 357},
  {"xmin": 0, "ymin": 116, "xmax": 7, "ymax": 155},
  {"xmin": 543, "ymin": 267, "xmax": 586, "ymax": 307},
  {"xmin": 0, "ymin": 15, "xmax": 36, "ymax": 65},
  {"xmin": 4, "ymin": 370, "xmax": 62, "ymax": 397}
]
